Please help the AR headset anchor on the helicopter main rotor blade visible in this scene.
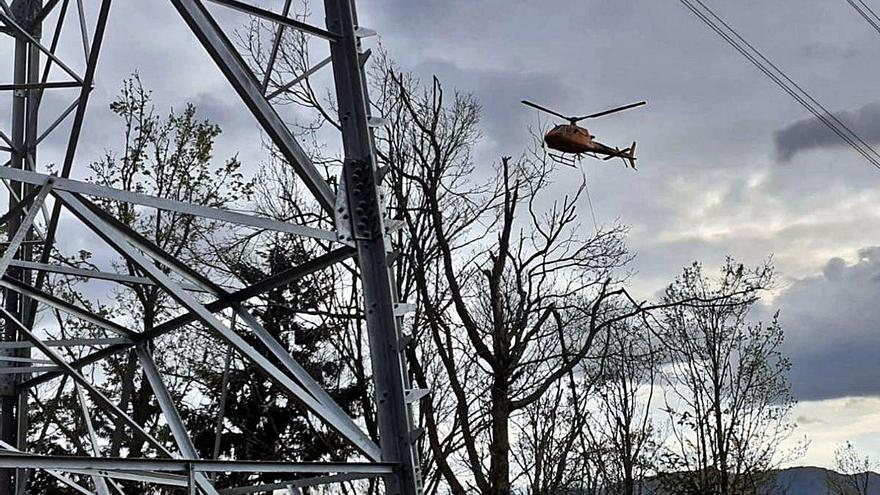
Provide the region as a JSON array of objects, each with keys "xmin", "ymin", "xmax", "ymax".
[
  {"xmin": 521, "ymin": 100, "xmax": 572, "ymax": 121},
  {"xmin": 575, "ymin": 101, "xmax": 647, "ymax": 121}
]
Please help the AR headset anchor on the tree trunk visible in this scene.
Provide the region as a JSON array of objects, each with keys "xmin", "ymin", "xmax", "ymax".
[
  {"xmin": 488, "ymin": 375, "xmax": 511, "ymax": 495},
  {"xmin": 109, "ymin": 349, "xmax": 137, "ymax": 457}
]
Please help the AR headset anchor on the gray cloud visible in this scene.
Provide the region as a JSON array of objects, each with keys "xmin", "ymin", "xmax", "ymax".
[
  {"xmin": 403, "ymin": 58, "xmax": 572, "ymax": 159},
  {"xmin": 775, "ymin": 103, "xmax": 880, "ymax": 161},
  {"xmin": 56, "ymin": 0, "xmax": 880, "ymax": 461},
  {"xmin": 775, "ymin": 247, "xmax": 880, "ymax": 401},
  {"xmin": 8, "ymin": 0, "xmax": 880, "ymax": 414}
]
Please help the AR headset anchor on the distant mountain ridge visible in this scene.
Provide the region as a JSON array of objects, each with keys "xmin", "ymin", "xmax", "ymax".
[
  {"xmin": 633, "ymin": 466, "xmax": 880, "ymax": 494},
  {"xmin": 774, "ymin": 466, "xmax": 880, "ymax": 494}
]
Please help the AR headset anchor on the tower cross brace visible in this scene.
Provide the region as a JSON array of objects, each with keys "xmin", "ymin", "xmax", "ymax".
[{"xmin": 0, "ymin": 0, "xmax": 424, "ymax": 493}]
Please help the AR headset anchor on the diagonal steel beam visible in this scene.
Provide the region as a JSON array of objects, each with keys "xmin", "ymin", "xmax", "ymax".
[
  {"xmin": 0, "ymin": 10, "xmax": 82, "ymax": 83},
  {"xmin": 0, "ymin": 277, "xmax": 137, "ymax": 339},
  {"xmin": 260, "ymin": 0, "xmax": 293, "ymax": 93},
  {"xmin": 32, "ymin": 0, "xmax": 74, "ymax": 130},
  {"xmin": 232, "ymin": 308, "xmax": 371, "ymax": 446},
  {"xmin": 0, "ymin": 338, "xmax": 131, "ymax": 350},
  {"xmin": 34, "ymin": 97, "xmax": 80, "ymax": 146},
  {"xmin": 70, "ymin": 195, "xmax": 379, "ymax": 465},
  {"xmin": 74, "ymin": 0, "xmax": 90, "ymax": 61},
  {"xmin": 0, "ymin": 182, "xmax": 51, "ymax": 277},
  {"xmin": 71, "ymin": 196, "xmax": 372, "ymax": 453},
  {"xmin": 169, "ymin": 0, "xmax": 336, "ymax": 214},
  {"xmin": 205, "ymin": 0, "xmax": 338, "ymax": 41},
  {"xmin": 0, "ymin": 167, "xmax": 338, "ymax": 241},
  {"xmin": 81, "ymin": 196, "xmax": 354, "ymax": 301},
  {"xmin": 57, "ymin": 0, "xmax": 110, "ymax": 180},
  {"xmin": 0, "ymin": 308, "xmax": 174, "ymax": 457},
  {"xmin": 63, "ymin": 468, "xmax": 188, "ymax": 487},
  {"xmin": 56, "ymin": 190, "xmax": 381, "ymax": 461},
  {"xmin": 73, "ymin": 383, "xmax": 111, "ymax": 495},
  {"xmin": 0, "ymin": 182, "xmax": 42, "ymax": 227},
  {"xmin": 6, "ymin": 260, "xmax": 208, "ymax": 291},
  {"xmin": 266, "ymin": 56, "xmax": 332, "ymax": 101},
  {"xmin": 28, "ymin": 0, "xmax": 112, "ymax": 330},
  {"xmin": 20, "ymin": 246, "xmax": 355, "ymax": 388},
  {"xmin": 135, "ymin": 346, "xmax": 219, "ymax": 495}
]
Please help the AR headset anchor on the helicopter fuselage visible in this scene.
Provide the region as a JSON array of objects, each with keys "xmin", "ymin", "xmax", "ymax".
[
  {"xmin": 544, "ymin": 124, "xmax": 597, "ymax": 154},
  {"xmin": 543, "ymin": 123, "xmax": 636, "ymax": 168}
]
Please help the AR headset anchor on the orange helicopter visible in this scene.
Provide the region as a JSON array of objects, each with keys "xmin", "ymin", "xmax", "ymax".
[{"xmin": 521, "ymin": 99, "xmax": 646, "ymax": 168}]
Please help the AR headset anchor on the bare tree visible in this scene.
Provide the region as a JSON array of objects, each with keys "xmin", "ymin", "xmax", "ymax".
[
  {"xmin": 591, "ymin": 320, "xmax": 660, "ymax": 495},
  {"xmin": 86, "ymin": 74, "xmax": 251, "ymax": 463},
  {"xmin": 827, "ymin": 442, "xmax": 877, "ymax": 495},
  {"xmin": 238, "ymin": 14, "xmax": 749, "ymax": 494},
  {"xmin": 657, "ymin": 260, "xmax": 798, "ymax": 495},
  {"xmin": 375, "ymin": 56, "xmax": 698, "ymax": 493}
]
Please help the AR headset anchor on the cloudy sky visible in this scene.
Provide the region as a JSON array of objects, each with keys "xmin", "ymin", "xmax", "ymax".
[{"xmin": 4, "ymin": 0, "xmax": 880, "ymax": 469}]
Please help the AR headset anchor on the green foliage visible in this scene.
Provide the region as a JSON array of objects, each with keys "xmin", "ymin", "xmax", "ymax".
[
  {"xmin": 657, "ymin": 259, "xmax": 798, "ymax": 495},
  {"xmin": 27, "ymin": 74, "xmax": 253, "ymax": 493},
  {"xmin": 185, "ymin": 234, "xmax": 363, "ymax": 488},
  {"xmin": 826, "ymin": 442, "xmax": 876, "ymax": 495}
]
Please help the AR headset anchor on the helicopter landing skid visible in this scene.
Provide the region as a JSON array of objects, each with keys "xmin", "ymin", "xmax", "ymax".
[{"xmin": 548, "ymin": 152, "xmax": 578, "ymax": 167}]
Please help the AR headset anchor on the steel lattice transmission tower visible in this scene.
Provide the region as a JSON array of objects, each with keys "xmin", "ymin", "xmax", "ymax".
[{"xmin": 0, "ymin": 0, "xmax": 424, "ymax": 493}]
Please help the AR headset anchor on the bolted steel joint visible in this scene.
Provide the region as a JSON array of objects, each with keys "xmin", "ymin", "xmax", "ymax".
[{"xmin": 343, "ymin": 158, "xmax": 382, "ymax": 240}]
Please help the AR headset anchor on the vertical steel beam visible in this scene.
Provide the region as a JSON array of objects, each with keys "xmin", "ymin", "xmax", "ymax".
[
  {"xmin": 10, "ymin": 1, "xmax": 109, "ymax": 475},
  {"xmin": 0, "ymin": 29, "xmax": 28, "ymax": 494},
  {"xmin": 324, "ymin": 0, "xmax": 422, "ymax": 493},
  {"xmin": 27, "ymin": 0, "xmax": 111, "ymax": 329},
  {"xmin": 1, "ymin": 2, "xmax": 41, "ymax": 492}
]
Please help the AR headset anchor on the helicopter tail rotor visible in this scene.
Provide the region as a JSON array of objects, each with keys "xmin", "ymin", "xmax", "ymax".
[
  {"xmin": 602, "ymin": 141, "xmax": 638, "ymax": 169},
  {"xmin": 626, "ymin": 141, "xmax": 637, "ymax": 169}
]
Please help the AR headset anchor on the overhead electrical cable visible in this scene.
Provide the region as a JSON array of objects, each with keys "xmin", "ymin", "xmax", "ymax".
[
  {"xmin": 858, "ymin": 0, "xmax": 880, "ymax": 24},
  {"xmin": 681, "ymin": 0, "xmax": 880, "ymax": 168},
  {"xmin": 845, "ymin": 0, "xmax": 880, "ymax": 36},
  {"xmin": 690, "ymin": 0, "xmax": 880, "ymax": 165},
  {"xmin": 678, "ymin": 0, "xmax": 880, "ymax": 169}
]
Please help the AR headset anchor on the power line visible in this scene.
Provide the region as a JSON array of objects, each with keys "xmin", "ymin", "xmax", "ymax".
[
  {"xmin": 682, "ymin": 0, "xmax": 880, "ymax": 168},
  {"xmin": 846, "ymin": 0, "xmax": 880, "ymax": 36},
  {"xmin": 691, "ymin": 0, "xmax": 880, "ymax": 165},
  {"xmin": 859, "ymin": 0, "xmax": 880, "ymax": 23},
  {"xmin": 678, "ymin": 0, "xmax": 880, "ymax": 170}
]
